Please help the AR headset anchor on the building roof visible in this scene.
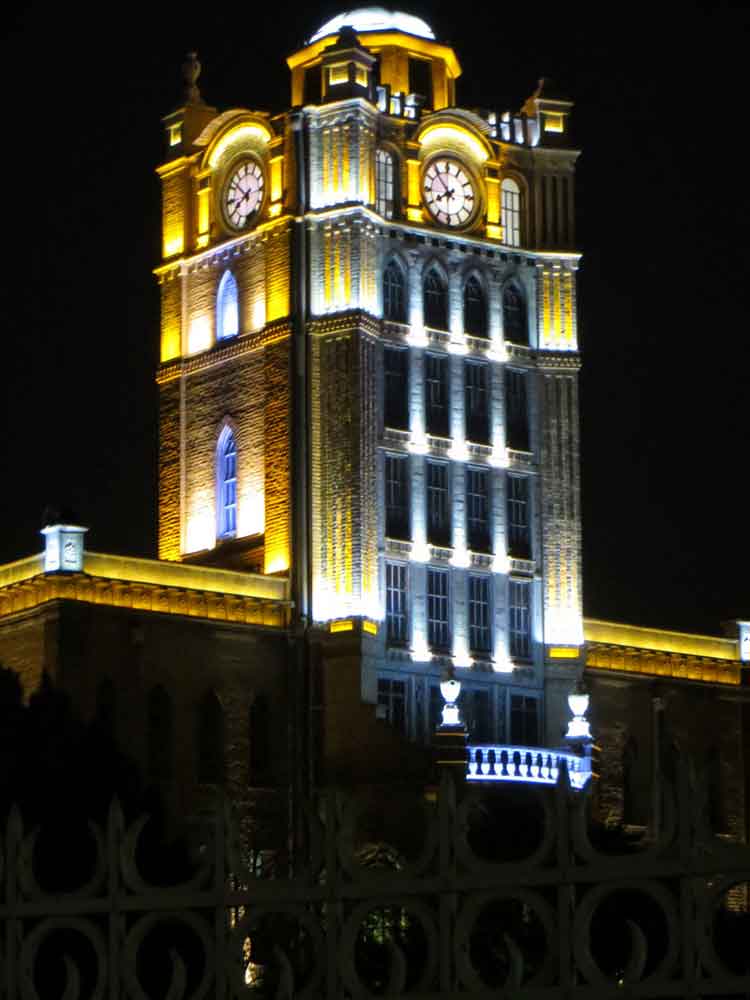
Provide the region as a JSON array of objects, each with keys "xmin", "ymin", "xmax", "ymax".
[{"xmin": 308, "ymin": 8, "xmax": 435, "ymax": 44}]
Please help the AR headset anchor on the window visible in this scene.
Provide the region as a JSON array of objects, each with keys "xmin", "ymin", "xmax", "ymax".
[
  {"xmin": 509, "ymin": 581, "xmax": 531, "ymax": 660},
  {"xmin": 463, "ymin": 275, "xmax": 487, "ymax": 338},
  {"xmin": 505, "ymin": 369, "xmax": 529, "ymax": 451},
  {"xmin": 423, "ymin": 267, "xmax": 448, "ymax": 331},
  {"xmin": 468, "ymin": 576, "xmax": 491, "ymax": 654},
  {"xmin": 197, "ymin": 691, "xmax": 225, "ymax": 785},
  {"xmin": 427, "ymin": 568, "xmax": 450, "ymax": 651},
  {"xmin": 464, "ymin": 361, "xmax": 490, "ymax": 444},
  {"xmin": 501, "ymin": 177, "xmax": 521, "ymax": 248},
  {"xmin": 376, "ymin": 149, "xmax": 395, "ymax": 219},
  {"xmin": 426, "ymin": 461, "xmax": 450, "ymax": 546},
  {"xmin": 510, "ymin": 693, "xmax": 538, "ymax": 745},
  {"xmin": 386, "ymin": 562, "xmax": 408, "ymax": 643},
  {"xmin": 507, "ymin": 476, "xmax": 530, "ymax": 558},
  {"xmin": 217, "ymin": 270, "xmax": 239, "ymax": 341},
  {"xmin": 466, "ymin": 467, "xmax": 491, "ymax": 553},
  {"xmin": 303, "ymin": 63, "xmax": 322, "ymax": 105},
  {"xmin": 425, "ymin": 354, "xmax": 449, "ymax": 436},
  {"xmin": 408, "ymin": 57, "xmax": 433, "ymax": 107},
  {"xmin": 461, "ymin": 686, "xmax": 492, "ymax": 742},
  {"xmin": 503, "ymin": 283, "xmax": 527, "ymax": 344},
  {"xmin": 217, "ymin": 427, "xmax": 238, "ymax": 539},
  {"xmin": 385, "ymin": 454, "xmax": 410, "ymax": 540},
  {"xmin": 383, "ymin": 259, "xmax": 407, "ymax": 322},
  {"xmin": 148, "ymin": 685, "xmax": 173, "ymax": 781},
  {"xmin": 384, "ymin": 347, "xmax": 409, "ymax": 429},
  {"xmin": 378, "ymin": 678, "xmax": 408, "ymax": 735}
]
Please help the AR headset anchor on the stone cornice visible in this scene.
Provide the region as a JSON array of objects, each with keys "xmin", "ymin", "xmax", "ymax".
[{"xmin": 156, "ymin": 320, "xmax": 292, "ymax": 384}]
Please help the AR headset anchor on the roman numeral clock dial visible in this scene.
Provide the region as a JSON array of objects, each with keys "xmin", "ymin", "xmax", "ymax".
[
  {"xmin": 223, "ymin": 159, "xmax": 264, "ymax": 230},
  {"xmin": 422, "ymin": 158, "xmax": 476, "ymax": 228}
]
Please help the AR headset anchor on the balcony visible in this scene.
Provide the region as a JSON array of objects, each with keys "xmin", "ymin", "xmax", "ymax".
[{"xmin": 467, "ymin": 744, "xmax": 591, "ymax": 791}]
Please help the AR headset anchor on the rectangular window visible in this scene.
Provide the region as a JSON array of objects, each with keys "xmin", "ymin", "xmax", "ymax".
[
  {"xmin": 465, "ymin": 361, "xmax": 490, "ymax": 444},
  {"xmin": 303, "ymin": 64, "xmax": 322, "ymax": 105},
  {"xmin": 408, "ymin": 57, "xmax": 433, "ymax": 107},
  {"xmin": 376, "ymin": 149, "xmax": 395, "ymax": 219},
  {"xmin": 509, "ymin": 580, "xmax": 532, "ymax": 660},
  {"xmin": 461, "ymin": 687, "xmax": 492, "ymax": 742},
  {"xmin": 386, "ymin": 562, "xmax": 408, "ymax": 643},
  {"xmin": 384, "ymin": 347, "xmax": 409, "ymax": 429},
  {"xmin": 378, "ymin": 678, "xmax": 408, "ymax": 735},
  {"xmin": 429, "ymin": 683, "xmax": 443, "ymax": 734},
  {"xmin": 385, "ymin": 455, "xmax": 410, "ymax": 540},
  {"xmin": 468, "ymin": 575, "xmax": 491, "ymax": 653},
  {"xmin": 466, "ymin": 467, "xmax": 491, "ymax": 553},
  {"xmin": 506, "ymin": 369, "xmax": 529, "ymax": 451},
  {"xmin": 425, "ymin": 354, "xmax": 449, "ymax": 438},
  {"xmin": 427, "ymin": 569, "xmax": 450, "ymax": 651},
  {"xmin": 426, "ymin": 461, "xmax": 451, "ymax": 546},
  {"xmin": 507, "ymin": 476, "xmax": 530, "ymax": 558},
  {"xmin": 510, "ymin": 694, "xmax": 539, "ymax": 745}
]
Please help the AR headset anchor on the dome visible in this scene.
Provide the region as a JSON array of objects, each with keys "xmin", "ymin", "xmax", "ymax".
[{"xmin": 308, "ymin": 8, "xmax": 435, "ymax": 44}]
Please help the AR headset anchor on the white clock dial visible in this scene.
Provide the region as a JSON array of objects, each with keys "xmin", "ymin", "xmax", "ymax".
[
  {"xmin": 224, "ymin": 160, "xmax": 264, "ymax": 229},
  {"xmin": 422, "ymin": 158, "xmax": 476, "ymax": 228}
]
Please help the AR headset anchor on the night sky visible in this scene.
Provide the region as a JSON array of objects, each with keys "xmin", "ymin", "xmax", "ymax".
[{"xmin": 0, "ymin": 3, "xmax": 746, "ymax": 635}]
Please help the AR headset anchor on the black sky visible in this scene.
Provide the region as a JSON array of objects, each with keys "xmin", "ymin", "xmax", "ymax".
[{"xmin": 0, "ymin": 2, "xmax": 746, "ymax": 635}]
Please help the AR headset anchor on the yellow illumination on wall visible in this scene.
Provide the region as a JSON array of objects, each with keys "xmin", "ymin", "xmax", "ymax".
[
  {"xmin": 407, "ymin": 207, "xmax": 424, "ymax": 223},
  {"xmin": 583, "ymin": 619, "xmax": 738, "ymax": 660},
  {"xmin": 486, "ymin": 224, "xmax": 502, "ymax": 241},
  {"xmin": 328, "ymin": 63, "xmax": 349, "ymax": 85},
  {"xmin": 251, "ymin": 297, "xmax": 266, "ymax": 331},
  {"xmin": 163, "ymin": 235, "xmax": 184, "ymax": 258},
  {"xmin": 418, "ymin": 124, "xmax": 490, "ymax": 163},
  {"xmin": 265, "ymin": 554, "xmax": 290, "ymax": 575},
  {"xmin": 161, "ymin": 324, "xmax": 181, "ymax": 363},
  {"xmin": 486, "ymin": 176, "xmax": 500, "ymax": 224},
  {"xmin": 407, "ymin": 158, "xmax": 420, "ymax": 207},
  {"xmin": 197, "ymin": 186, "xmax": 211, "ymax": 241},
  {"xmin": 207, "ymin": 123, "xmax": 272, "ymax": 169},
  {"xmin": 270, "ymin": 155, "xmax": 283, "ymax": 202},
  {"xmin": 549, "ymin": 647, "xmax": 580, "ymax": 659},
  {"xmin": 330, "ymin": 619, "xmax": 354, "ymax": 633},
  {"xmin": 543, "ymin": 112, "xmax": 564, "ymax": 133},
  {"xmin": 188, "ymin": 316, "xmax": 212, "ymax": 355},
  {"xmin": 168, "ymin": 123, "xmax": 182, "ymax": 146},
  {"xmin": 355, "ymin": 66, "xmax": 368, "ymax": 87},
  {"xmin": 363, "ymin": 620, "xmax": 378, "ymax": 636},
  {"xmin": 287, "ymin": 33, "xmax": 462, "ymax": 81}
]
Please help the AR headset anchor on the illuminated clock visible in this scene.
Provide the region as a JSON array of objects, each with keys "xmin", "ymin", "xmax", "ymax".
[
  {"xmin": 422, "ymin": 158, "xmax": 476, "ymax": 228},
  {"xmin": 223, "ymin": 159, "xmax": 264, "ymax": 230}
]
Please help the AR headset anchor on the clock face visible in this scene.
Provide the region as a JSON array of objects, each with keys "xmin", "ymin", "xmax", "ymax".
[
  {"xmin": 224, "ymin": 160, "xmax": 264, "ymax": 230},
  {"xmin": 422, "ymin": 158, "xmax": 476, "ymax": 228}
]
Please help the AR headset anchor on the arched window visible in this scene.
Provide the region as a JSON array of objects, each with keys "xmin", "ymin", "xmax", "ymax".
[
  {"xmin": 148, "ymin": 685, "xmax": 174, "ymax": 781},
  {"xmin": 216, "ymin": 270, "xmax": 239, "ymax": 341},
  {"xmin": 463, "ymin": 275, "xmax": 487, "ymax": 338},
  {"xmin": 423, "ymin": 266, "xmax": 448, "ymax": 331},
  {"xmin": 375, "ymin": 149, "xmax": 395, "ymax": 219},
  {"xmin": 197, "ymin": 690, "xmax": 225, "ymax": 785},
  {"xmin": 217, "ymin": 427, "xmax": 237, "ymax": 539},
  {"xmin": 383, "ymin": 259, "xmax": 406, "ymax": 323},
  {"xmin": 502, "ymin": 283, "xmax": 527, "ymax": 344},
  {"xmin": 501, "ymin": 178, "xmax": 521, "ymax": 248}
]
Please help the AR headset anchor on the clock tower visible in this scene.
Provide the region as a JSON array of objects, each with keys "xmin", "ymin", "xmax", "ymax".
[{"xmin": 155, "ymin": 11, "xmax": 582, "ymax": 776}]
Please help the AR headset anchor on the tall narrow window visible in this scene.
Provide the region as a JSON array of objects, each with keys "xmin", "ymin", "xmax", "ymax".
[
  {"xmin": 147, "ymin": 685, "xmax": 173, "ymax": 782},
  {"xmin": 217, "ymin": 427, "xmax": 238, "ymax": 539},
  {"xmin": 303, "ymin": 64, "xmax": 322, "ymax": 105},
  {"xmin": 509, "ymin": 581, "xmax": 531, "ymax": 660},
  {"xmin": 503, "ymin": 284, "xmax": 527, "ymax": 344},
  {"xmin": 510, "ymin": 693, "xmax": 538, "ymax": 744},
  {"xmin": 465, "ymin": 361, "xmax": 490, "ymax": 443},
  {"xmin": 386, "ymin": 562, "xmax": 408, "ymax": 643},
  {"xmin": 466, "ymin": 467, "xmax": 491, "ymax": 553},
  {"xmin": 423, "ymin": 267, "xmax": 448, "ymax": 331},
  {"xmin": 217, "ymin": 270, "xmax": 239, "ymax": 341},
  {"xmin": 461, "ymin": 686, "xmax": 492, "ymax": 742},
  {"xmin": 376, "ymin": 149, "xmax": 395, "ymax": 219},
  {"xmin": 426, "ymin": 461, "xmax": 450, "ymax": 546},
  {"xmin": 425, "ymin": 353, "xmax": 449, "ymax": 436},
  {"xmin": 501, "ymin": 177, "xmax": 521, "ymax": 247},
  {"xmin": 385, "ymin": 454, "xmax": 410, "ymax": 540},
  {"xmin": 507, "ymin": 476, "xmax": 530, "ymax": 558},
  {"xmin": 383, "ymin": 259, "xmax": 407, "ymax": 322},
  {"xmin": 377, "ymin": 678, "xmax": 408, "ymax": 734},
  {"xmin": 427, "ymin": 568, "xmax": 450, "ymax": 651},
  {"xmin": 505, "ymin": 370, "xmax": 530, "ymax": 451},
  {"xmin": 468, "ymin": 576, "xmax": 491, "ymax": 654},
  {"xmin": 408, "ymin": 57, "xmax": 433, "ymax": 107},
  {"xmin": 196, "ymin": 690, "xmax": 225, "ymax": 785},
  {"xmin": 384, "ymin": 347, "xmax": 409, "ymax": 429},
  {"xmin": 463, "ymin": 275, "xmax": 487, "ymax": 338}
]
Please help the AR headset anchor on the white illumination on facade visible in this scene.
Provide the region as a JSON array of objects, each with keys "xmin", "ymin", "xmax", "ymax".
[
  {"xmin": 448, "ymin": 440, "xmax": 469, "ymax": 462},
  {"xmin": 410, "ymin": 541, "xmax": 431, "ymax": 564},
  {"xmin": 492, "ymin": 552, "xmax": 510, "ymax": 575},
  {"xmin": 406, "ymin": 327, "xmax": 428, "ymax": 348},
  {"xmin": 309, "ymin": 9, "xmax": 435, "ymax": 44},
  {"xmin": 737, "ymin": 621, "xmax": 750, "ymax": 663},
  {"xmin": 188, "ymin": 316, "xmax": 212, "ymax": 355},
  {"xmin": 408, "ymin": 434, "xmax": 428, "ymax": 455},
  {"xmin": 544, "ymin": 609, "xmax": 584, "ymax": 647},
  {"xmin": 452, "ymin": 640, "xmax": 473, "ymax": 669},
  {"xmin": 411, "ymin": 636, "xmax": 432, "ymax": 663},
  {"xmin": 450, "ymin": 547, "xmax": 470, "ymax": 569},
  {"xmin": 490, "ymin": 447, "xmax": 509, "ymax": 469},
  {"xmin": 186, "ymin": 507, "xmax": 215, "ymax": 554},
  {"xmin": 447, "ymin": 339, "xmax": 468, "ymax": 356},
  {"xmin": 41, "ymin": 524, "xmax": 88, "ymax": 573},
  {"xmin": 439, "ymin": 677, "xmax": 461, "ymax": 726}
]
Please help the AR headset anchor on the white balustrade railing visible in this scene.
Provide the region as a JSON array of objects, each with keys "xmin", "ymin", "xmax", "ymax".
[{"xmin": 466, "ymin": 744, "xmax": 592, "ymax": 790}]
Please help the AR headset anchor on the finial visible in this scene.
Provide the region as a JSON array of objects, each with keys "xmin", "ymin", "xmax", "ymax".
[{"xmin": 182, "ymin": 51, "xmax": 203, "ymax": 105}]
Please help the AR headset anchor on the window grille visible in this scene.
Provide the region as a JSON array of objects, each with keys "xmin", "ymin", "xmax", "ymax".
[
  {"xmin": 427, "ymin": 568, "xmax": 450, "ymax": 651},
  {"xmin": 463, "ymin": 275, "xmax": 487, "ymax": 338},
  {"xmin": 507, "ymin": 476, "xmax": 530, "ymax": 558},
  {"xmin": 465, "ymin": 361, "xmax": 490, "ymax": 443},
  {"xmin": 466, "ymin": 467, "xmax": 491, "ymax": 553},
  {"xmin": 217, "ymin": 270, "xmax": 239, "ymax": 340},
  {"xmin": 384, "ymin": 347, "xmax": 409, "ymax": 429},
  {"xmin": 386, "ymin": 562, "xmax": 408, "ymax": 643},
  {"xmin": 377, "ymin": 678, "xmax": 408, "ymax": 734},
  {"xmin": 501, "ymin": 177, "xmax": 521, "ymax": 247},
  {"xmin": 510, "ymin": 693, "xmax": 538, "ymax": 744},
  {"xmin": 503, "ymin": 284, "xmax": 527, "ymax": 344},
  {"xmin": 423, "ymin": 268, "xmax": 448, "ymax": 331},
  {"xmin": 218, "ymin": 429, "xmax": 238, "ymax": 538},
  {"xmin": 509, "ymin": 581, "xmax": 531, "ymax": 660},
  {"xmin": 383, "ymin": 260, "xmax": 407, "ymax": 322},
  {"xmin": 468, "ymin": 575, "xmax": 491, "ymax": 653},
  {"xmin": 376, "ymin": 149, "xmax": 395, "ymax": 219},
  {"xmin": 425, "ymin": 354, "xmax": 449, "ymax": 437},
  {"xmin": 426, "ymin": 461, "xmax": 450, "ymax": 546},
  {"xmin": 505, "ymin": 369, "xmax": 529, "ymax": 451},
  {"xmin": 385, "ymin": 455, "xmax": 410, "ymax": 540}
]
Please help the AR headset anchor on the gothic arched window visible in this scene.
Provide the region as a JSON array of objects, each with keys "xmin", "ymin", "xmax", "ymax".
[
  {"xmin": 423, "ymin": 266, "xmax": 448, "ymax": 331},
  {"xmin": 375, "ymin": 149, "xmax": 395, "ymax": 219},
  {"xmin": 502, "ymin": 283, "xmax": 527, "ymax": 344},
  {"xmin": 463, "ymin": 275, "xmax": 487, "ymax": 338},
  {"xmin": 383, "ymin": 260, "xmax": 406, "ymax": 323},
  {"xmin": 501, "ymin": 177, "xmax": 521, "ymax": 248},
  {"xmin": 197, "ymin": 690, "xmax": 225, "ymax": 785},
  {"xmin": 148, "ymin": 685, "xmax": 174, "ymax": 781},
  {"xmin": 216, "ymin": 270, "xmax": 239, "ymax": 341},
  {"xmin": 217, "ymin": 427, "xmax": 238, "ymax": 539}
]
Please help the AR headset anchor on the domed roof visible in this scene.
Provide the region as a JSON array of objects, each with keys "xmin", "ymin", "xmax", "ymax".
[{"xmin": 308, "ymin": 8, "xmax": 435, "ymax": 44}]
